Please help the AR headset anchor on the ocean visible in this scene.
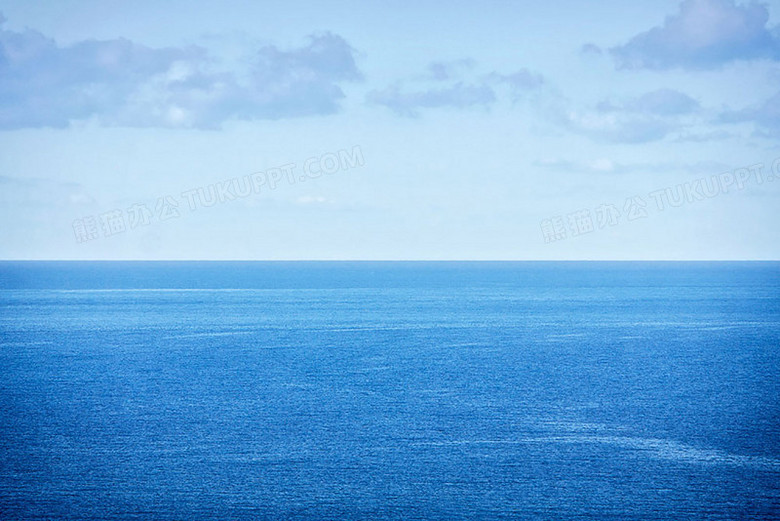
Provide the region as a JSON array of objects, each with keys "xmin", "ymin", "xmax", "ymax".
[{"xmin": 0, "ymin": 261, "xmax": 778, "ymax": 519}]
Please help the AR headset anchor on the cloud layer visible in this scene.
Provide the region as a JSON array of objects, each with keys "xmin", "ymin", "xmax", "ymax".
[
  {"xmin": 597, "ymin": 89, "xmax": 700, "ymax": 116},
  {"xmin": 611, "ymin": 0, "xmax": 780, "ymax": 70},
  {"xmin": 367, "ymin": 82, "xmax": 496, "ymax": 117},
  {"xmin": 0, "ymin": 16, "xmax": 361, "ymax": 129},
  {"xmin": 719, "ymin": 90, "xmax": 780, "ymax": 136},
  {"xmin": 367, "ymin": 61, "xmax": 544, "ymax": 116},
  {"xmin": 557, "ymin": 89, "xmax": 701, "ymax": 143}
]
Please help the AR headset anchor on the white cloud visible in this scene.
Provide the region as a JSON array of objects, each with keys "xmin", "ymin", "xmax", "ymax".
[
  {"xmin": 560, "ymin": 107, "xmax": 680, "ymax": 143},
  {"xmin": 611, "ymin": 0, "xmax": 780, "ymax": 70},
  {"xmin": 367, "ymin": 82, "xmax": 496, "ymax": 117},
  {"xmin": 0, "ymin": 15, "xmax": 361, "ymax": 129},
  {"xmin": 426, "ymin": 59, "xmax": 476, "ymax": 81},
  {"xmin": 597, "ymin": 89, "xmax": 700, "ymax": 116},
  {"xmin": 719, "ymin": 89, "xmax": 780, "ymax": 136},
  {"xmin": 552, "ymin": 88, "xmax": 703, "ymax": 143},
  {"xmin": 296, "ymin": 195, "xmax": 330, "ymax": 205},
  {"xmin": 367, "ymin": 61, "xmax": 544, "ymax": 116}
]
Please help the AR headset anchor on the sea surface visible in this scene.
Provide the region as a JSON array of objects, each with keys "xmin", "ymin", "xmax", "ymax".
[{"xmin": 0, "ymin": 261, "xmax": 779, "ymax": 520}]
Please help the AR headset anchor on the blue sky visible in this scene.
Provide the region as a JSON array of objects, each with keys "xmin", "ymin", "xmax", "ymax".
[{"xmin": 1, "ymin": 0, "xmax": 779, "ymax": 259}]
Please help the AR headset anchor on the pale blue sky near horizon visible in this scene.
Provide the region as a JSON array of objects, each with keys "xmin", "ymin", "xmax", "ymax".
[{"xmin": 1, "ymin": 0, "xmax": 779, "ymax": 260}]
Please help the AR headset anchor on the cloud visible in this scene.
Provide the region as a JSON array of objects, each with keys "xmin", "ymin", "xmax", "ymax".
[
  {"xmin": 368, "ymin": 61, "xmax": 544, "ymax": 116},
  {"xmin": 558, "ymin": 109, "xmax": 680, "ymax": 143},
  {"xmin": 246, "ymin": 32, "xmax": 361, "ymax": 119},
  {"xmin": 534, "ymin": 158, "xmax": 618, "ymax": 173},
  {"xmin": 426, "ymin": 59, "xmax": 475, "ymax": 80},
  {"xmin": 580, "ymin": 43, "xmax": 603, "ymax": 55},
  {"xmin": 548, "ymin": 88, "xmax": 702, "ymax": 143},
  {"xmin": 719, "ymin": 89, "xmax": 780, "ymax": 136},
  {"xmin": 554, "ymin": 88, "xmax": 702, "ymax": 143},
  {"xmin": 0, "ymin": 15, "xmax": 361, "ymax": 129},
  {"xmin": 489, "ymin": 68, "xmax": 545, "ymax": 101},
  {"xmin": 0, "ymin": 20, "xmax": 201, "ymax": 129},
  {"xmin": 533, "ymin": 158, "xmax": 733, "ymax": 175},
  {"xmin": 610, "ymin": 0, "xmax": 780, "ymax": 70},
  {"xmin": 672, "ymin": 129, "xmax": 736, "ymax": 142},
  {"xmin": 295, "ymin": 195, "xmax": 331, "ymax": 205},
  {"xmin": 366, "ymin": 82, "xmax": 496, "ymax": 117},
  {"xmin": 597, "ymin": 88, "xmax": 700, "ymax": 116},
  {"xmin": 0, "ymin": 175, "xmax": 95, "ymax": 206}
]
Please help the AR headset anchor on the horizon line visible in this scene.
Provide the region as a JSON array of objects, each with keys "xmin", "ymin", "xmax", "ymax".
[{"xmin": 1, "ymin": 259, "xmax": 779, "ymax": 263}]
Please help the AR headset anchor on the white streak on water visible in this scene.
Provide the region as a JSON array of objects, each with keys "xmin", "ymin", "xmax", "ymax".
[
  {"xmin": 162, "ymin": 330, "xmax": 254, "ymax": 339},
  {"xmin": 413, "ymin": 435, "xmax": 780, "ymax": 471}
]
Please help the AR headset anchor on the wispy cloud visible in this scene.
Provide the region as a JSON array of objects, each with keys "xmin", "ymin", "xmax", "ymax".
[
  {"xmin": 672, "ymin": 129, "xmax": 737, "ymax": 142},
  {"xmin": 596, "ymin": 89, "xmax": 700, "ymax": 116},
  {"xmin": 489, "ymin": 69, "xmax": 545, "ymax": 101},
  {"xmin": 564, "ymin": 112, "xmax": 679, "ymax": 143},
  {"xmin": 366, "ymin": 82, "xmax": 496, "ymax": 117},
  {"xmin": 554, "ymin": 89, "xmax": 701, "ymax": 144},
  {"xmin": 367, "ymin": 60, "xmax": 544, "ymax": 116},
  {"xmin": 719, "ymin": 89, "xmax": 780, "ymax": 136},
  {"xmin": 533, "ymin": 157, "xmax": 733, "ymax": 176},
  {"xmin": 0, "ymin": 175, "xmax": 95, "ymax": 206},
  {"xmin": 580, "ymin": 43, "xmax": 603, "ymax": 55},
  {"xmin": 425, "ymin": 59, "xmax": 476, "ymax": 81}
]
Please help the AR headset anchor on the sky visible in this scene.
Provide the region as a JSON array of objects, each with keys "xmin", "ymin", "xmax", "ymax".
[{"xmin": 1, "ymin": 0, "xmax": 779, "ymax": 260}]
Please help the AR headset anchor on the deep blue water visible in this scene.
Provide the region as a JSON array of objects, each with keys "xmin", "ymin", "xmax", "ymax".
[{"xmin": 0, "ymin": 261, "xmax": 779, "ymax": 520}]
